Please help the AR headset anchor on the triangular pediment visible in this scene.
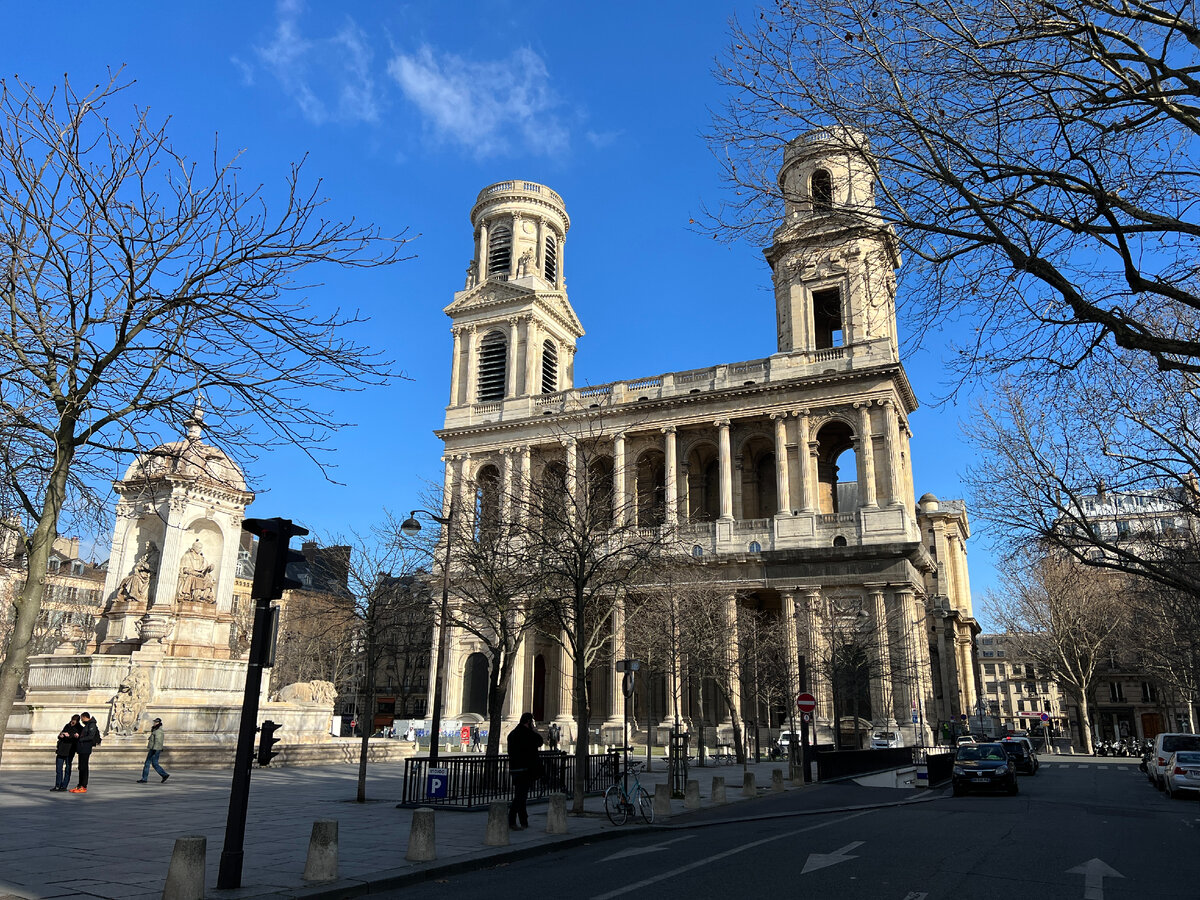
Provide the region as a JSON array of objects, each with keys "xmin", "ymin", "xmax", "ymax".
[{"xmin": 445, "ymin": 280, "xmax": 584, "ymax": 338}]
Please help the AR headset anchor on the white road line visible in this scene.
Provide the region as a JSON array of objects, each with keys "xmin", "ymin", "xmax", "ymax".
[
  {"xmin": 1077, "ymin": 764, "xmax": 1090, "ymax": 769},
  {"xmin": 588, "ymin": 810, "xmax": 871, "ymax": 900}
]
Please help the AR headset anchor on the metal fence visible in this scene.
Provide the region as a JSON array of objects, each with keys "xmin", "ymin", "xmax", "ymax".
[
  {"xmin": 814, "ymin": 747, "xmax": 913, "ymax": 781},
  {"xmin": 399, "ymin": 751, "xmax": 614, "ymax": 810}
]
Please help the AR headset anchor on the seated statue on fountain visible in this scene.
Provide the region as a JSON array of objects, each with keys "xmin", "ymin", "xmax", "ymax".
[{"xmin": 177, "ymin": 539, "xmax": 216, "ymax": 603}]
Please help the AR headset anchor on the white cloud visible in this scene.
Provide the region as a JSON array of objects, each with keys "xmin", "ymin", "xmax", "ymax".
[
  {"xmin": 388, "ymin": 45, "xmax": 569, "ymax": 158},
  {"xmin": 252, "ymin": 0, "xmax": 379, "ymax": 125}
]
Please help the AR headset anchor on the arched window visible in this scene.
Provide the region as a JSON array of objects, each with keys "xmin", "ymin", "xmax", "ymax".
[
  {"xmin": 587, "ymin": 456, "xmax": 615, "ymax": 528},
  {"xmin": 543, "ymin": 233, "xmax": 558, "ymax": 282},
  {"xmin": 462, "ymin": 653, "xmax": 489, "ymax": 716},
  {"xmin": 487, "ymin": 225, "xmax": 512, "ymax": 277},
  {"xmin": 812, "ymin": 169, "xmax": 833, "ymax": 213},
  {"xmin": 541, "ymin": 340, "xmax": 558, "ymax": 393},
  {"xmin": 475, "ymin": 464, "xmax": 501, "ymax": 538},
  {"xmin": 477, "ymin": 331, "xmax": 507, "ymax": 401},
  {"xmin": 636, "ymin": 450, "xmax": 666, "ymax": 526},
  {"xmin": 815, "ymin": 420, "xmax": 857, "ymax": 514}
]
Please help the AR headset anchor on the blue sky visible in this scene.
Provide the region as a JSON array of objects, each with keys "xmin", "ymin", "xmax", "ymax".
[{"xmin": 10, "ymin": 0, "xmax": 999, "ymax": 609}]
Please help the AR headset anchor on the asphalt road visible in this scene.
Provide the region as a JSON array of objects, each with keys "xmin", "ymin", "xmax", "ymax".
[{"xmin": 378, "ymin": 757, "xmax": 1200, "ymax": 900}]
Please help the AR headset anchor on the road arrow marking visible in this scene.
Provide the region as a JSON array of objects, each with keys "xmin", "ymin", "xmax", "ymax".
[
  {"xmin": 1067, "ymin": 858, "xmax": 1124, "ymax": 900},
  {"xmin": 801, "ymin": 841, "xmax": 864, "ymax": 874},
  {"xmin": 902, "ymin": 893, "xmax": 928, "ymax": 900},
  {"xmin": 600, "ymin": 835, "xmax": 695, "ymax": 862}
]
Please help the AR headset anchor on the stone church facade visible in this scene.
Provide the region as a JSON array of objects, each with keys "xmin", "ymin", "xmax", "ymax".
[{"xmin": 432, "ymin": 132, "xmax": 981, "ymax": 747}]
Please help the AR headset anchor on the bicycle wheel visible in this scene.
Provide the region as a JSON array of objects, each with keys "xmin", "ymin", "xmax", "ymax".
[
  {"xmin": 635, "ymin": 785, "xmax": 654, "ymax": 824},
  {"xmin": 604, "ymin": 785, "xmax": 629, "ymax": 825}
]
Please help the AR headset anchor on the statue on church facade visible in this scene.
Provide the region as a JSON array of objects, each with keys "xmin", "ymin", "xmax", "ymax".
[
  {"xmin": 115, "ymin": 542, "xmax": 158, "ymax": 605},
  {"xmin": 517, "ymin": 247, "xmax": 535, "ymax": 277},
  {"xmin": 177, "ymin": 539, "xmax": 216, "ymax": 603}
]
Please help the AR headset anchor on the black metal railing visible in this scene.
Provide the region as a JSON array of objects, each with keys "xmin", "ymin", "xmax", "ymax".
[
  {"xmin": 815, "ymin": 746, "xmax": 913, "ymax": 780},
  {"xmin": 400, "ymin": 751, "xmax": 613, "ymax": 810},
  {"xmin": 919, "ymin": 750, "xmax": 955, "ymax": 786}
]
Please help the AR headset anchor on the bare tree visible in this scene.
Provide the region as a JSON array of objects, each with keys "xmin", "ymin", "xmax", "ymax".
[
  {"xmin": 0, "ymin": 72, "xmax": 409, "ymax": 756},
  {"xmin": 985, "ymin": 551, "xmax": 1128, "ymax": 754},
  {"xmin": 705, "ymin": 0, "xmax": 1200, "ymax": 376}
]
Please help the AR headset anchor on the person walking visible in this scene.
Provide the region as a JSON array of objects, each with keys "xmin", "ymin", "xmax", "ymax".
[
  {"xmin": 52, "ymin": 715, "xmax": 82, "ymax": 792},
  {"xmin": 69, "ymin": 711, "xmax": 101, "ymax": 793},
  {"xmin": 137, "ymin": 718, "xmax": 170, "ymax": 783},
  {"xmin": 506, "ymin": 712, "xmax": 544, "ymax": 830}
]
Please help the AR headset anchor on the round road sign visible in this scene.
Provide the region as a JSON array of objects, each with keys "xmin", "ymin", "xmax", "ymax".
[
  {"xmin": 796, "ymin": 692, "xmax": 817, "ymax": 713},
  {"xmin": 1040, "ymin": 713, "xmax": 1050, "ymax": 723}
]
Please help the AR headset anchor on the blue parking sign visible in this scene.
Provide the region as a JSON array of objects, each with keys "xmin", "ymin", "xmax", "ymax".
[{"xmin": 426, "ymin": 766, "xmax": 449, "ymax": 800}]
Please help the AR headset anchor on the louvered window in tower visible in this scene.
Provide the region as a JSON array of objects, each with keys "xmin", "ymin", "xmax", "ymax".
[
  {"xmin": 543, "ymin": 233, "xmax": 557, "ymax": 282},
  {"xmin": 487, "ymin": 226, "xmax": 512, "ymax": 277},
  {"xmin": 477, "ymin": 331, "xmax": 507, "ymax": 401},
  {"xmin": 541, "ymin": 339, "xmax": 558, "ymax": 393}
]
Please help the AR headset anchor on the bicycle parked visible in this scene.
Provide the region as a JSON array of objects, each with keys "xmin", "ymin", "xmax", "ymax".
[{"xmin": 604, "ymin": 759, "xmax": 654, "ymax": 825}]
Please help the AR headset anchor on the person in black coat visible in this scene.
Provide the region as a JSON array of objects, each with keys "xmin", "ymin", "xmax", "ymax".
[
  {"xmin": 69, "ymin": 711, "xmax": 101, "ymax": 793},
  {"xmin": 507, "ymin": 712, "xmax": 544, "ymax": 829},
  {"xmin": 52, "ymin": 715, "xmax": 82, "ymax": 792}
]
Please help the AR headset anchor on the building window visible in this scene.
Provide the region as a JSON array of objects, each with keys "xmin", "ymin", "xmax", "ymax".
[
  {"xmin": 811, "ymin": 168, "xmax": 833, "ymax": 212},
  {"xmin": 477, "ymin": 331, "xmax": 507, "ymax": 401},
  {"xmin": 1109, "ymin": 681, "xmax": 1125, "ymax": 702},
  {"xmin": 811, "ymin": 287, "xmax": 843, "ymax": 349},
  {"xmin": 984, "ymin": 663, "xmax": 995, "ymax": 675},
  {"xmin": 487, "ymin": 225, "xmax": 512, "ymax": 277},
  {"xmin": 748, "ymin": 541, "xmax": 761, "ymax": 553},
  {"xmin": 1141, "ymin": 681, "xmax": 1158, "ymax": 703},
  {"xmin": 543, "ymin": 233, "xmax": 557, "ymax": 282},
  {"xmin": 692, "ymin": 545, "xmax": 704, "ymax": 558},
  {"xmin": 541, "ymin": 340, "xmax": 558, "ymax": 393}
]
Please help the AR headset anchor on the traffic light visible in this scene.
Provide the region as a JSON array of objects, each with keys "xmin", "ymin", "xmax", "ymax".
[
  {"xmin": 243, "ymin": 517, "xmax": 309, "ymax": 600},
  {"xmin": 258, "ymin": 720, "xmax": 282, "ymax": 766}
]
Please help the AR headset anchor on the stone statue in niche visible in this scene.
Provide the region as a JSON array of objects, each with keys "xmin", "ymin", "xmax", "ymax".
[
  {"xmin": 177, "ymin": 539, "xmax": 216, "ymax": 603},
  {"xmin": 115, "ymin": 542, "xmax": 159, "ymax": 605},
  {"xmin": 108, "ymin": 665, "xmax": 151, "ymax": 734},
  {"xmin": 464, "ymin": 259, "xmax": 476, "ymax": 289},
  {"xmin": 516, "ymin": 247, "xmax": 535, "ymax": 277}
]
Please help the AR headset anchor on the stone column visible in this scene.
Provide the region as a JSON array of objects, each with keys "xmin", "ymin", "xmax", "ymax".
[
  {"xmin": 722, "ymin": 595, "xmax": 742, "ymax": 725},
  {"xmin": 501, "ymin": 450, "xmax": 514, "ymax": 525},
  {"xmin": 796, "ymin": 410, "xmax": 814, "ymax": 512},
  {"xmin": 781, "ymin": 591, "xmax": 802, "ymax": 698},
  {"xmin": 883, "ymin": 400, "xmax": 903, "ymax": 506},
  {"xmin": 556, "ymin": 630, "xmax": 575, "ymax": 734},
  {"xmin": 565, "ymin": 345, "xmax": 576, "ymax": 388},
  {"xmin": 606, "ymin": 598, "xmax": 626, "ymax": 727},
  {"xmin": 535, "ymin": 217, "xmax": 546, "ymax": 274},
  {"xmin": 717, "ymin": 420, "xmax": 733, "ymax": 520},
  {"xmin": 449, "ymin": 327, "xmax": 463, "ymax": 406},
  {"xmin": 524, "ymin": 319, "xmax": 540, "ymax": 396},
  {"xmin": 505, "ymin": 634, "xmax": 529, "ymax": 718},
  {"xmin": 517, "ymin": 448, "xmax": 531, "ymax": 524},
  {"xmin": 565, "ymin": 439, "xmax": 579, "ymax": 521},
  {"xmin": 613, "ymin": 432, "xmax": 627, "ymax": 527},
  {"xmin": 733, "ymin": 454, "xmax": 744, "ymax": 521},
  {"xmin": 867, "ymin": 587, "xmax": 894, "ymax": 725},
  {"xmin": 892, "ymin": 589, "xmax": 916, "ymax": 726},
  {"xmin": 663, "ymin": 426, "xmax": 679, "ymax": 524},
  {"xmin": 679, "ymin": 462, "xmax": 691, "ymax": 522},
  {"xmin": 803, "ymin": 589, "xmax": 830, "ymax": 720},
  {"xmin": 911, "ymin": 593, "xmax": 933, "ymax": 720},
  {"xmin": 509, "ymin": 213, "xmax": 521, "ymax": 279},
  {"xmin": 506, "ymin": 317, "xmax": 520, "ymax": 398},
  {"xmin": 478, "ymin": 222, "xmax": 489, "ymax": 280},
  {"xmin": 857, "ymin": 403, "xmax": 877, "ymax": 508},
  {"xmin": 462, "ymin": 325, "xmax": 478, "ymax": 406},
  {"xmin": 772, "ymin": 413, "xmax": 791, "ymax": 515},
  {"xmin": 556, "ymin": 233, "xmax": 566, "ymax": 290},
  {"xmin": 442, "ymin": 456, "xmax": 456, "ymax": 520}
]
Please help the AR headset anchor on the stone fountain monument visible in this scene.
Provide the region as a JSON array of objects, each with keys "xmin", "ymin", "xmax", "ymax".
[{"xmin": 3, "ymin": 404, "xmax": 363, "ymax": 768}]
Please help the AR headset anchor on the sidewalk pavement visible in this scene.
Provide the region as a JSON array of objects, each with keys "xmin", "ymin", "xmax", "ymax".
[{"xmin": 0, "ymin": 755, "xmax": 925, "ymax": 900}]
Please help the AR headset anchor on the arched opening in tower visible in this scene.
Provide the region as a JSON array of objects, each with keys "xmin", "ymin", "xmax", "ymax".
[
  {"xmin": 462, "ymin": 652, "xmax": 490, "ymax": 717},
  {"xmin": 636, "ymin": 449, "xmax": 666, "ymax": 526},
  {"xmin": 815, "ymin": 421, "xmax": 857, "ymax": 514}
]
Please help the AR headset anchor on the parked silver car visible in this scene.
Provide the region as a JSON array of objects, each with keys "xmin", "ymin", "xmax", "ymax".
[{"xmin": 1163, "ymin": 750, "xmax": 1200, "ymax": 798}]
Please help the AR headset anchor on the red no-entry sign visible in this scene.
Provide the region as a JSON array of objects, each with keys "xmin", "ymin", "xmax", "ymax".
[{"xmin": 796, "ymin": 692, "xmax": 817, "ymax": 713}]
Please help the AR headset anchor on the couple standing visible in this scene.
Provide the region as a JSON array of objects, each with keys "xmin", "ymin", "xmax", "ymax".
[{"xmin": 52, "ymin": 713, "xmax": 169, "ymax": 792}]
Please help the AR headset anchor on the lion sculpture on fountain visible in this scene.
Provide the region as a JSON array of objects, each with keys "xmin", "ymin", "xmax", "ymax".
[{"xmin": 273, "ymin": 680, "xmax": 337, "ymax": 706}]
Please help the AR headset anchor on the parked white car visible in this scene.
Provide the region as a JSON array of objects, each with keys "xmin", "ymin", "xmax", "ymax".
[
  {"xmin": 870, "ymin": 730, "xmax": 904, "ymax": 749},
  {"xmin": 1163, "ymin": 750, "xmax": 1200, "ymax": 798},
  {"xmin": 1150, "ymin": 733, "xmax": 1200, "ymax": 789}
]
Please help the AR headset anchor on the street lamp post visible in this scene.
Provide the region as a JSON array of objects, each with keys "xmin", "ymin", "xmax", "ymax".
[{"xmin": 401, "ymin": 498, "xmax": 457, "ymax": 765}]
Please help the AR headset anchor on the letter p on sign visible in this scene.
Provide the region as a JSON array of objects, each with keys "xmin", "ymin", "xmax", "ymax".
[{"xmin": 426, "ymin": 767, "xmax": 449, "ymax": 800}]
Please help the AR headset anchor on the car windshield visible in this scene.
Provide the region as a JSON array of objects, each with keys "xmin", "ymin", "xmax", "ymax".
[
  {"xmin": 1174, "ymin": 751, "xmax": 1200, "ymax": 764},
  {"xmin": 1000, "ymin": 743, "xmax": 1026, "ymax": 756},
  {"xmin": 874, "ymin": 732, "xmax": 895, "ymax": 740},
  {"xmin": 957, "ymin": 745, "xmax": 1006, "ymax": 761},
  {"xmin": 1163, "ymin": 735, "xmax": 1200, "ymax": 753}
]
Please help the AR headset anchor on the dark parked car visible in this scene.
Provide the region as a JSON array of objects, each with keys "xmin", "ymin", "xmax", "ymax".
[
  {"xmin": 999, "ymin": 738, "xmax": 1039, "ymax": 774},
  {"xmin": 953, "ymin": 742, "xmax": 1019, "ymax": 796}
]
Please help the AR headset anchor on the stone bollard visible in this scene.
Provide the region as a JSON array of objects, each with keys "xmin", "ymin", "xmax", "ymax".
[
  {"xmin": 546, "ymin": 792, "xmax": 569, "ymax": 834},
  {"xmin": 162, "ymin": 835, "xmax": 205, "ymax": 900},
  {"xmin": 711, "ymin": 775, "xmax": 727, "ymax": 803},
  {"xmin": 653, "ymin": 784, "xmax": 672, "ymax": 819},
  {"xmin": 742, "ymin": 771, "xmax": 757, "ymax": 797},
  {"xmin": 302, "ymin": 820, "xmax": 338, "ymax": 882},
  {"xmin": 772, "ymin": 769, "xmax": 785, "ymax": 792},
  {"xmin": 684, "ymin": 779, "xmax": 701, "ymax": 809},
  {"xmin": 484, "ymin": 802, "xmax": 510, "ymax": 846},
  {"xmin": 405, "ymin": 808, "xmax": 437, "ymax": 862}
]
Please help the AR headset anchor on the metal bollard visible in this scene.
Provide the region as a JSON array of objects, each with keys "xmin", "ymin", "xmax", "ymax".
[
  {"xmin": 405, "ymin": 807, "xmax": 437, "ymax": 862},
  {"xmin": 162, "ymin": 835, "xmax": 205, "ymax": 900},
  {"xmin": 302, "ymin": 820, "xmax": 338, "ymax": 882},
  {"xmin": 484, "ymin": 802, "xmax": 510, "ymax": 846}
]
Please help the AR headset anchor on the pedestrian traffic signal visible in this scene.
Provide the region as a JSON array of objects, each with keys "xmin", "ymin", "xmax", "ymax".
[
  {"xmin": 243, "ymin": 518, "xmax": 309, "ymax": 600},
  {"xmin": 258, "ymin": 720, "xmax": 282, "ymax": 767}
]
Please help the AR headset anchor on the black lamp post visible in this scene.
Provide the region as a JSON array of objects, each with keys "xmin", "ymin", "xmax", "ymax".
[{"xmin": 401, "ymin": 498, "xmax": 456, "ymax": 765}]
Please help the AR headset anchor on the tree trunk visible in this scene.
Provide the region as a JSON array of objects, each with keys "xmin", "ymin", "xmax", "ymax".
[
  {"xmin": 0, "ymin": 437, "xmax": 74, "ymax": 762},
  {"xmin": 485, "ymin": 650, "xmax": 512, "ymax": 758},
  {"xmin": 1076, "ymin": 691, "xmax": 1095, "ymax": 755},
  {"xmin": 572, "ymin": 659, "xmax": 589, "ymax": 813}
]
